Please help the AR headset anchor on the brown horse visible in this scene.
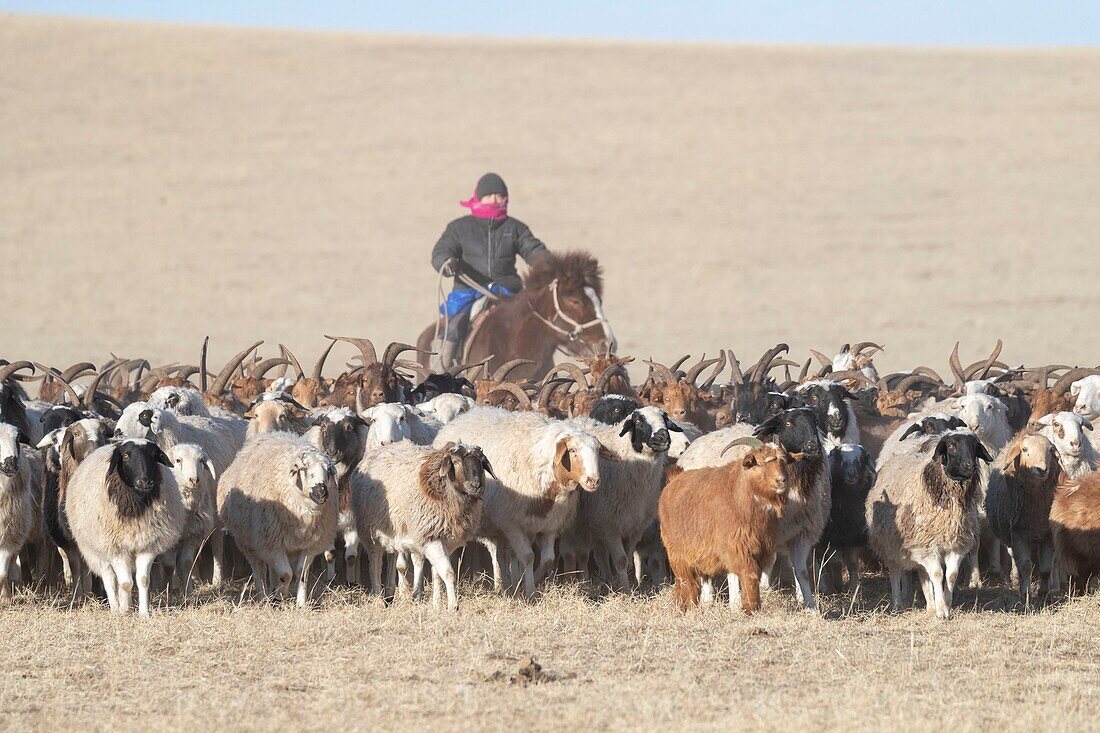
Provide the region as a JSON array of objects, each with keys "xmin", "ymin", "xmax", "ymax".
[{"xmin": 417, "ymin": 250, "xmax": 616, "ymax": 381}]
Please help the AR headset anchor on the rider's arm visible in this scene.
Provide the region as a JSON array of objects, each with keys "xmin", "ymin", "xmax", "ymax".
[
  {"xmin": 431, "ymin": 222, "xmax": 462, "ymax": 273},
  {"xmin": 514, "ymin": 222, "xmax": 549, "ymax": 264}
]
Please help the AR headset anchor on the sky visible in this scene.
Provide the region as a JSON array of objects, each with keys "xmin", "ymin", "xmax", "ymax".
[{"xmin": 1, "ymin": 0, "xmax": 1097, "ymax": 47}]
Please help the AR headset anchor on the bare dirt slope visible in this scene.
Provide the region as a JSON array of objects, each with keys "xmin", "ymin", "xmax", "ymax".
[{"xmin": 2, "ymin": 14, "xmax": 1099, "ymax": 374}]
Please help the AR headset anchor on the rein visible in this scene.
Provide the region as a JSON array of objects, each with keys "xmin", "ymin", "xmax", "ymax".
[{"xmin": 526, "ymin": 279, "xmax": 611, "ymax": 344}]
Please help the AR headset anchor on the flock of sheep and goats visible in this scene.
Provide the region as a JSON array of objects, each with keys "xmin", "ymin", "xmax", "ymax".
[{"xmin": 2, "ymin": 332, "xmax": 1100, "ymax": 620}]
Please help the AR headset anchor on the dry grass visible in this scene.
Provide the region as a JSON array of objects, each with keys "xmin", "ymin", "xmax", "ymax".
[{"xmin": 2, "ymin": 574, "xmax": 1099, "ymax": 732}]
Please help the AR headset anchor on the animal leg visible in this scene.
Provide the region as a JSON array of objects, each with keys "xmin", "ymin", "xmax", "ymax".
[
  {"xmin": 343, "ymin": 530, "xmax": 360, "ymax": 586},
  {"xmin": 423, "ymin": 541, "xmax": 458, "ymax": 611},
  {"xmin": 323, "ymin": 545, "xmax": 336, "ymax": 583},
  {"xmin": 210, "ymin": 529, "xmax": 225, "ymax": 586},
  {"xmin": 788, "ymin": 539, "xmax": 817, "ymax": 611},
  {"xmin": 1010, "ymin": 537, "xmax": 1034, "ymax": 602},
  {"xmin": 178, "ymin": 542, "xmax": 199, "ymax": 598},
  {"xmin": 367, "ymin": 544, "xmax": 384, "ymax": 596},
  {"xmin": 917, "ymin": 556, "xmax": 949, "ymax": 620},
  {"xmin": 727, "ymin": 573, "xmax": 742, "ymax": 609},
  {"xmin": 843, "ymin": 547, "xmax": 861, "ymax": 593},
  {"xmin": 760, "ymin": 552, "xmax": 778, "ymax": 591},
  {"xmin": 271, "ymin": 552, "xmax": 293, "ymax": 600},
  {"xmin": 739, "ymin": 567, "xmax": 763, "ymax": 614},
  {"xmin": 0, "ymin": 549, "xmax": 12, "ymax": 604},
  {"xmin": 135, "ymin": 552, "xmax": 156, "ymax": 618},
  {"xmin": 700, "ymin": 578, "xmax": 715, "ymax": 605},
  {"xmin": 112, "ymin": 557, "xmax": 134, "ymax": 614},
  {"xmin": 966, "ymin": 542, "xmax": 982, "ymax": 589},
  {"xmin": 944, "ymin": 550, "xmax": 966, "ymax": 611},
  {"xmin": 479, "ymin": 538, "xmax": 505, "ymax": 592},
  {"xmin": 534, "ymin": 534, "xmax": 556, "ymax": 585},
  {"xmin": 410, "ymin": 551, "xmax": 426, "ymax": 601},
  {"xmin": 503, "ymin": 531, "xmax": 536, "ymax": 599},
  {"xmin": 100, "ymin": 564, "xmax": 119, "ymax": 612},
  {"xmin": 888, "ymin": 568, "xmax": 903, "ymax": 612},
  {"xmin": 293, "ymin": 553, "xmax": 311, "ymax": 607},
  {"xmin": 1038, "ymin": 542, "xmax": 1054, "ymax": 596}
]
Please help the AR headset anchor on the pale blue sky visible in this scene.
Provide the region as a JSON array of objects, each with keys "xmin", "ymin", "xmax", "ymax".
[{"xmin": 2, "ymin": 1, "xmax": 1097, "ymax": 47}]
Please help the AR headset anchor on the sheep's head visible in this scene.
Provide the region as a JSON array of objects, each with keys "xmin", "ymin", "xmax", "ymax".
[
  {"xmin": 1002, "ymin": 433, "xmax": 1058, "ymax": 481},
  {"xmin": 115, "ymin": 401, "xmax": 157, "ymax": 441},
  {"xmin": 953, "ymin": 394, "xmax": 1007, "ymax": 440},
  {"xmin": 618, "ymin": 407, "xmax": 678, "ymax": 455},
  {"xmin": 1034, "ymin": 412, "xmax": 1093, "ymax": 462},
  {"xmin": 310, "ymin": 407, "xmax": 368, "ymax": 465},
  {"xmin": 435, "ymin": 442, "xmax": 497, "ymax": 499},
  {"xmin": 289, "ymin": 449, "xmax": 336, "ymax": 505},
  {"xmin": 829, "ymin": 444, "xmax": 876, "ymax": 495},
  {"xmin": 246, "ymin": 395, "xmax": 310, "ymax": 436},
  {"xmin": 794, "ymin": 381, "xmax": 856, "ymax": 439},
  {"xmin": 1072, "ymin": 375, "xmax": 1100, "ymax": 421},
  {"xmin": 148, "ymin": 386, "xmax": 209, "ymax": 417},
  {"xmin": 415, "ymin": 393, "xmax": 475, "ymax": 424},
  {"xmin": 361, "ymin": 403, "xmax": 416, "ymax": 448},
  {"xmin": 109, "ymin": 439, "xmax": 172, "ymax": 495},
  {"xmin": 549, "ymin": 430, "xmax": 604, "ymax": 494},
  {"xmin": 899, "ymin": 414, "xmax": 966, "ymax": 441},
  {"xmin": 0, "ymin": 423, "xmax": 31, "ymax": 477},
  {"xmin": 743, "ymin": 443, "xmax": 792, "ymax": 512},
  {"xmin": 167, "ymin": 443, "xmax": 216, "ymax": 506},
  {"xmin": 753, "ymin": 407, "xmax": 822, "ymax": 459},
  {"xmin": 932, "ymin": 431, "xmax": 992, "ymax": 483},
  {"xmin": 61, "ymin": 418, "xmax": 110, "ymax": 465}
]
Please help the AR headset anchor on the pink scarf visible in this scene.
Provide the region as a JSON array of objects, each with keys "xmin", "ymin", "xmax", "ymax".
[{"xmin": 460, "ymin": 192, "xmax": 508, "ymax": 221}]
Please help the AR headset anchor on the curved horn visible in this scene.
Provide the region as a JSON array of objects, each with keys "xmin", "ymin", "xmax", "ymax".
[
  {"xmin": 912, "ymin": 366, "xmax": 946, "ymax": 384},
  {"xmin": 685, "ymin": 355, "xmax": 721, "ymax": 385},
  {"xmin": 964, "ymin": 339, "xmax": 1003, "ymax": 381},
  {"xmin": 750, "ymin": 344, "xmax": 789, "ymax": 384},
  {"xmin": 1053, "ymin": 367, "xmax": 1100, "ymax": 396},
  {"xmin": 0, "ymin": 361, "xmax": 35, "ymax": 385},
  {"xmin": 383, "ymin": 342, "xmax": 430, "ymax": 369},
  {"xmin": 949, "ymin": 342, "xmax": 966, "ymax": 390},
  {"xmin": 175, "ymin": 365, "xmax": 200, "ymax": 382},
  {"xmin": 897, "ymin": 374, "xmax": 945, "ymax": 395},
  {"xmin": 1030, "ymin": 364, "xmax": 1072, "ymax": 389},
  {"xmin": 310, "ymin": 338, "xmax": 337, "ymax": 382},
  {"xmin": 200, "ymin": 337, "xmax": 210, "ymax": 393},
  {"xmin": 700, "ymin": 350, "xmax": 728, "ymax": 390},
  {"xmin": 726, "ymin": 349, "xmax": 744, "ymax": 384},
  {"xmin": 721, "ymin": 436, "xmax": 764, "ymax": 456},
  {"xmin": 279, "ymin": 344, "xmax": 306, "ymax": 381},
  {"xmin": 128, "ymin": 359, "xmax": 150, "ymax": 391},
  {"xmin": 809, "ymin": 349, "xmax": 832, "ymax": 367},
  {"xmin": 209, "ymin": 340, "xmax": 264, "ymax": 396},
  {"xmin": 251, "ymin": 358, "xmax": 290, "ymax": 379},
  {"xmin": 543, "ymin": 362, "xmax": 588, "ymax": 388},
  {"xmin": 32, "ymin": 363, "xmax": 82, "ymax": 407},
  {"xmin": 851, "ymin": 342, "xmax": 883, "ymax": 356},
  {"xmin": 492, "ymin": 359, "xmax": 535, "ymax": 383},
  {"xmin": 593, "ymin": 364, "xmax": 630, "ymax": 393},
  {"xmin": 642, "ymin": 360, "xmax": 678, "ymax": 385},
  {"xmin": 826, "ymin": 370, "xmax": 877, "ymax": 388},
  {"xmin": 669, "ymin": 354, "xmax": 692, "ymax": 374},
  {"xmin": 84, "ymin": 362, "xmax": 125, "ymax": 410},
  {"xmin": 798, "ymin": 358, "xmax": 812, "ymax": 383},
  {"xmin": 325, "ymin": 336, "xmax": 378, "ymax": 366},
  {"xmin": 537, "ymin": 378, "xmax": 571, "ymax": 409},
  {"xmin": 486, "ymin": 383, "xmax": 533, "ymax": 411},
  {"xmin": 60, "ymin": 362, "xmax": 97, "ymax": 383},
  {"xmin": 395, "ymin": 359, "xmax": 430, "ymax": 383},
  {"xmin": 452, "ymin": 356, "xmax": 493, "ymax": 377}
]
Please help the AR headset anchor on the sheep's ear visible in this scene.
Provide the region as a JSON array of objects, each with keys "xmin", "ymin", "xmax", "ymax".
[
  {"xmin": 899, "ymin": 423, "xmax": 922, "ymax": 441},
  {"xmin": 1002, "ymin": 443, "xmax": 1021, "ymax": 475},
  {"xmin": 975, "ymin": 442, "xmax": 994, "ymax": 463},
  {"xmin": 618, "ymin": 415, "xmax": 635, "ymax": 437},
  {"xmin": 153, "ymin": 446, "xmax": 173, "ymax": 468},
  {"xmin": 741, "ymin": 452, "xmax": 759, "ymax": 469},
  {"xmin": 1071, "ymin": 383, "xmax": 1082, "ymax": 397},
  {"xmin": 598, "ymin": 443, "xmax": 620, "ymax": 462},
  {"xmin": 753, "ymin": 414, "xmax": 781, "ymax": 439},
  {"xmin": 60, "ymin": 428, "xmax": 76, "ymax": 455},
  {"xmin": 1082, "ymin": 418, "xmax": 1094, "ymax": 432},
  {"xmin": 666, "ymin": 419, "xmax": 684, "ymax": 433},
  {"xmin": 203, "ymin": 458, "xmax": 218, "ymax": 482},
  {"xmin": 555, "ymin": 440, "xmax": 571, "ymax": 471}
]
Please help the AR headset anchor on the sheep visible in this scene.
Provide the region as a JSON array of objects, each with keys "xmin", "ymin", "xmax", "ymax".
[
  {"xmin": 819, "ymin": 444, "xmax": 876, "ymax": 593},
  {"xmin": 361, "ymin": 403, "xmax": 441, "ymax": 448},
  {"xmin": 303, "ymin": 407, "xmax": 369, "ymax": 583},
  {"xmin": 1034, "ymin": 412, "xmax": 1099, "ymax": 479},
  {"xmin": 676, "ymin": 408, "xmax": 830, "ymax": 610},
  {"xmin": 1071, "ymin": 375, "xmax": 1100, "ymax": 421},
  {"xmin": 159, "ymin": 444, "xmax": 217, "ymax": 596},
  {"xmin": 407, "ymin": 373, "xmax": 476, "ymax": 405},
  {"xmin": 217, "ymin": 432, "xmax": 337, "ymax": 605},
  {"xmin": 954, "ymin": 393, "xmax": 1013, "ymax": 453},
  {"xmin": 985, "ymin": 432, "xmax": 1061, "ymax": 598},
  {"xmin": 353, "ymin": 441, "xmax": 493, "ymax": 609},
  {"xmin": 433, "ymin": 407, "xmax": 604, "ymax": 598},
  {"xmin": 0, "ymin": 423, "xmax": 37, "ymax": 602},
  {"xmin": 415, "ymin": 393, "xmax": 476, "ymax": 425},
  {"xmin": 659, "ymin": 438, "xmax": 793, "ymax": 613},
  {"xmin": 244, "ymin": 393, "xmax": 311, "ymax": 437},
  {"xmin": 866, "ymin": 430, "xmax": 992, "ymax": 619},
  {"xmin": 1050, "ymin": 471, "xmax": 1100, "ymax": 592},
  {"xmin": 66, "ymin": 439, "xmax": 185, "ymax": 616},
  {"xmin": 560, "ymin": 407, "xmax": 678, "ymax": 591},
  {"xmin": 792, "ymin": 380, "xmax": 861, "ymax": 448},
  {"xmin": 148, "ymin": 386, "xmax": 212, "ymax": 418},
  {"xmin": 587, "ymin": 394, "xmax": 641, "ymax": 426},
  {"xmin": 876, "ymin": 413, "xmax": 967, "ymax": 468}
]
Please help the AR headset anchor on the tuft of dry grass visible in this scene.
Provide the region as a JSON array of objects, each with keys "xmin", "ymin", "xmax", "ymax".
[{"xmin": 2, "ymin": 575, "xmax": 1099, "ymax": 732}]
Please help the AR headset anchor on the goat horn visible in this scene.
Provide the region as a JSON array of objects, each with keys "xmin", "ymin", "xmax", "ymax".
[
  {"xmin": 963, "ymin": 339, "xmax": 1003, "ymax": 381},
  {"xmin": 176, "ymin": 365, "xmax": 200, "ymax": 382},
  {"xmin": 200, "ymin": 337, "xmax": 210, "ymax": 393},
  {"xmin": 912, "ymin": 366, "xmax": 945, "ymax": 384},
  {"xmin": 897, "ymin": 374, "xmax": 944, "ymax": 395},
  {"xmin": 1053, "ymin": 367, "xmax": 1100, "ymax": 396},
  {"xmin": 826, "ymin": 370, "xmax": 877, "ymax": 388},
  {"xmin": 326, "ymin": 336, "xmax": 378, "ymax": 366},
  {"xmin": 59, "ymin": 362, "xmax": 96, "ymax": 382},
  {"xmin": 544, "ymin": 362, "xmax": 589, "ymax": 388},
  {"xmin": 851, "ymin": 342, "xmax": 883, "ymax": 356},
  {"xmin": 949, "ymin": 342, "xmax": 966, "ymax": 390},
  {"xmin": 0, "ymin": 361, "xmax": 35, "ymax": 385},
  {"xmin": 280, "ymin": 344, "xmax": 306, "ymax": 380},
  {"xmin": 752, "ymin": 344, "xmax": 791, "ymax": 384},
  {"xmin": 686, "ymin": 355, "xmax": 721, "ymax": 385},
  {"xmin": 642, "ymin": 360, "xmax": 678, "ymax": 385},
  {"xmin": 210, "ymin": 340, "xmax": 264, "ymax": 396},
  {"xmin": 1029, "ymin": 364, "xmax": 1071, "ymax": 389},
  {"xmin": 700, "ymin": 350, "xmax": 727, "ymax": 390},
  {"xmin": 129, "ymin": 359, "xmax": 150, "ymax": 391},
  {"xmin": 537, "ymin": 378, "xmax": 570, "ymax": 409},
  {"xmin": 383, "ymin": 342, "xmax": 430, "ymax": 369},
  {"xmin": 32, "ymin": 363, "xmax": 82, "ymax": 407},
  {"xmin": 84, "ymin": 362, "xmax": 126, "ymax": 410},
  {"xmin": 809, "ymin": 349, "xmax": 832, "ymax": 367},
  {"xmin": 798, "ymin": 358, "xmax": 812, "ymax": 383},
  {"xmin": 310, "ymin": 338, "xmax": 338, "ymax": 382},
  {"xmin": 670, "ymin": 354, "xmax": 692, "ymax": 374},
  {"xmin": 492, "ymin": 359, "xmax": 535, "ymax": 383},
  {"xmin": 593, "ymin": 364, "xmax": 630, "ymax": 393},
  {"xmin": 395, "ymin": 359, "xmax": 430, "ymax": 383},
  {"xmin": 486, "ymin": 383, "xmax": 533, "ymax": 411},
  {"xmin": 452, "ymin": 356, "xmax": 493, "ymax": 377},
  {"xmin": 251, "ymin": 358, "xmax": 290, "ymax": 379},
  {"xmin": 726, "ymin": 349, "xmax": 744, "ymax": 384},
  {"xmin": 721, "ymin": 436, "xmax": 764, "ymax": 456}
]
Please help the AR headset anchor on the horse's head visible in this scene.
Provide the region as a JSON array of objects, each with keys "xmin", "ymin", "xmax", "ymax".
[{"xmin": 524, "ymin": 251, "xmax": 616, "ymax": 358}]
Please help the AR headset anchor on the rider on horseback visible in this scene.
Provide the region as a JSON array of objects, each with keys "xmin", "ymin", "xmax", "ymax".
[{"xmin": 430, "ymin": 173, "xmax": 549, "ymax": 369}]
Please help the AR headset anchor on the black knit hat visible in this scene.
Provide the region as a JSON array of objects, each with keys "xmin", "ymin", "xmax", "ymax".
[{"xmin": 475, "ymin": 172, "xmax": 508, "ymax": 198}]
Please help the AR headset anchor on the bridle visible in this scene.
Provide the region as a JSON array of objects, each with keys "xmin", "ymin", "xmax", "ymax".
[{"xmin": 527, "ymin": 279, "xmax": 616, "ymax": 351}]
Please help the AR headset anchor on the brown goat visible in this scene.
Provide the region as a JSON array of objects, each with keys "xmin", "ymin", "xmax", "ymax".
[
  {"xmin": 1050, "ymin": 472, "xmax": 1100, "ymax": 592},
  {"xmin": 659, "ymin": 440, "xmax": 792, "ymax": 614},
  {"xmin": 321, "ymin": 337, "xmax": 427, "ymax": 409}
]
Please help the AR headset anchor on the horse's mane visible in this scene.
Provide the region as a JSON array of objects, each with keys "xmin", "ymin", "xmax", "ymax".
[{"xmin": 522, "ymin": 250, "xmax": 604, "ymax": 299}]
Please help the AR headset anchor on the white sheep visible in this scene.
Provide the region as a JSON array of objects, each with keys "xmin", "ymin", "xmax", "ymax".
[
  {"xmin": 433, "ymin": 407, "xmax": 604, "ymax": 598},
  {"xmin": 1071, "ymin": 375, "xmax": 1100, "ymax": 421},
  {"xmin": 953, "ymin": 393, "xmax": 1013, "ymax": 453},
  {"xmin": 148, "ymin": 386, "xmax": 212, "ymax": 418},
  {"xmin": 0, "ymin": 423, "xmax": 37, "ymax": 602},
  {"xmin": 160, "ymin": 444, "xmax": 217, "ymax": 596},
  {"xmin": 1034, "ymin": 411, "xmax": 1099, "ymax": 479},
  {"xmin": 66, "ymin": 439, "xmax": 185, "ymax": 616},
  {"xmin": 353, "ymin": 441, "xmax": 492, "ymax": 609},
  {"xmin": 362, "ymin": 403, "xmax": 441, "ymax": 448},
  {"xmin": 866, "ymin": 430, "xmax": 992, "ymax": 619},
  {"xmin": 217, "ymin": 432, "xmax": 337, "ymax": 605},
  {"xmin": 415, "ymin": 393, "xmax": 476, "ymax": 425}
]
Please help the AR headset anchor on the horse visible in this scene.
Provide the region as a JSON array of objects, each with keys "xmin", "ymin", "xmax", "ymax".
[{"xmin": 417, "ymin": 250, "xmax": 617, "ymax": 381}]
